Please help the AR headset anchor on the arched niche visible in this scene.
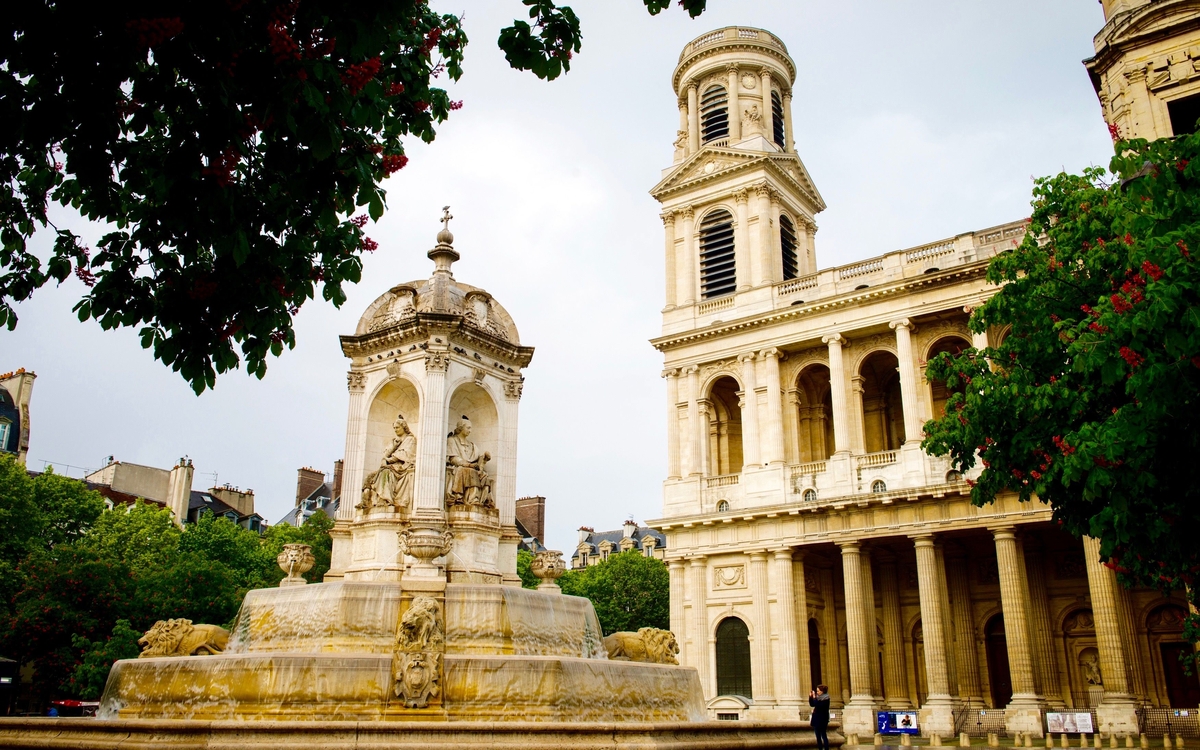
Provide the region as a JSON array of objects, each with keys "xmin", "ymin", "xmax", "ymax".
[
  {"xmin": 859, "ymin": 350, "xmax": 904, "ymax": 452},
  {"xmin": 715, "ymin": 616, "xmax": 752, "ymax": 698},
  {"xmin": 365, "ymin": 377, "xmax": 421, "ymax": 485},
  {"xmin": 795, "ymin": 363, "xmax": 834, "ymax": 461},
  {"xmin": 926, "ymin": 335, "xmax": 971, "ymax": 420},
  {"xmin": 706, "ymin": 376, "xmax": 743, "ymax": 475},
  {"xmin": 446, "ymin": 381, "xmax": 499, "ymax": 472}
]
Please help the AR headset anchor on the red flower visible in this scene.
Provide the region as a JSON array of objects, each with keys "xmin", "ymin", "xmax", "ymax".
[
  {"xmin": 1119, "ymin": 346, "xmax": 1144, "ymax": 368},
  {"xmin": 342, "ymin": 57, "xmax": 382, "ymax": 95},
  {"xmin": 1179, "ymin": 240, "xmax": 1190, "ymax": 257},
  {"xmin": 126, "ymin": 17, "xmax": 184, "ymax": 50},
  {"xmin": 1111, "ymin": 294, "xmax": 1132, "ymax": 314},
  {"xmin": 1178, "ymin": 159, "xmax": 1189, "ymax": 172},
  {"xmin": 350, "ymin": 215, "xmax": 368, "ymax": 228},
  {"xmin": 415, "ymin": 100, "xmax": 430, "ymax": 111},
  {"xmin": 386, "ymin": 82, "xmax": 406, "ymax": 96},
  {"xmin": 360, "ymin": 237, "xmax": 379, "ymax": 253},
  {"xmin": 74, "ymin": 265, "xmax": 96, "ymax": 287},
  {"xmin": 381, "ymin": 154, "xmax": 408, "ymax": 174},
  {"xmin": 449, "ymin": 100, "xmax": 463, "ymax": 111},
  {"xmin": 1123, "ymin": 233, "xmax": 1134, "ymax": 246},
  {"xmin": 1141, "ymin": 260, "xmax": 1163, "ymax": 280},
  {"xmin": 1107, "ymin": 122, "xmax": 1121, "ymax": 141},
  {"xmin": 1088, "ymin": 322, "xmax": 1109, "ymax": 334}
]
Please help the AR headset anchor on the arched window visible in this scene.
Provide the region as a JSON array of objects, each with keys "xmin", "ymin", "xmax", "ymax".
[
  {"xmin": 716, "ymin": 499, "xmax": 730, "ymax": 513},
  {"xmin": 715, "ymin": 617, "xmax": 752, "ymax": 697},
  {"xmin": 860, "ymin": 350, "xmax": 905, "ymax": 452},
  {"xmin": 701, "ymin": 85, "xmax": 729, "ymax": 143},
  {"xmin": 699, "ymin": 209, "xmax": 736, "ymax": 299},
  {"xmin": 770, "ymin": 90, "xmax": 785, "ymax": 148},
  {"xmin": 780, "ymin": 214, "xmax": 799, "ymax": 280},
  {"xmin": 802, "ymin": 488, "xmax": 817, "ymax": 503},
  {"xmin": 871, "ymin": 479, "xmax": 887, "ymax": 493}
]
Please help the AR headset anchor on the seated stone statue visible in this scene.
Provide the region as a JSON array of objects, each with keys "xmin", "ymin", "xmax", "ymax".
[
  {"xmin": 445, "ymin": 415, "xmax": 493, "ymax": 507},
  {"xmin": 358, "ymin": 414, "xmax": 416, "ymax": 513}
]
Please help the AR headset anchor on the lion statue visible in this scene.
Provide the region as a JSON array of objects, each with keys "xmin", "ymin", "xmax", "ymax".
[
  {"xmin": 397, "ymin": 595, "xmax": 443, "ymax": 652},
  {"xmin": 138, "ymin": 618, "xmax": 230, "ymax": 658},
  {"xmin": 602, "ymin": 627, "xmax": 679, "ymax": 665}
]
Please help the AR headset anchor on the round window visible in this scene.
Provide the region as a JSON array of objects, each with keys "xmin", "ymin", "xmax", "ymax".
[{"xmin": 871, "ymin": 479, "xmax": 887, "ymax": 494}]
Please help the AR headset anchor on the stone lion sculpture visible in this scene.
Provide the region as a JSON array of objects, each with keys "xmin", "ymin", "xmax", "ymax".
[
  {"xmin": 602, "ymin": 627, "xmax": 679, "ymax": 665},
  {"xmin": 138, "ymin": 618, "xmax": 230, "ymax": 658},
  {"xmin": 397, "ymin": 595, "xmax": 443, "ymax": 652}
]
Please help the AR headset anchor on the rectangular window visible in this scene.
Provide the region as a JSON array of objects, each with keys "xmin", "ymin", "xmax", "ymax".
[
  {"xmin": 0, "ymin": 421, "xmax": 10, "ymax": 452},
  {"xmin": 717, "ymin": 712, "xmax": 740, "ymax": 721},
  {"xmin": 1168, "ymin": 93, "xmax": 1200, "ymax": 135}
]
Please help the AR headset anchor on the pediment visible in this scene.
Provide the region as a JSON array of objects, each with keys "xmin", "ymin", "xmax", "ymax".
[{"xmin": 651, "ymin": 145, "xmax": 826, "ymax": 213}]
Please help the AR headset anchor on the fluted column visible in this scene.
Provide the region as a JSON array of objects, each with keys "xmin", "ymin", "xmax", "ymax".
[
  {"xmin": 823, "ymin": 334, "xmax": 849, "ymax": 454},
  {"xmin": 761, "ymin": 348, "xmax": 785, "ymax": 465},
  {"xmin": 669, "ymin": 558, "xmax": 687, "ymax": 663},
  {"xmin": 678, "ymin": 98, "xmax": 688, "ymax": 154},
  {"xmin": 860, "ymin": 548, "xmax": 882, "ymax": 699},
  {"xmin": 934, "ymin": 542, "xmax": 959, "ymax": 699},
  {"xmin": 727, "ymin": 65, "xmax": 741, "ymax": 141},
  {"xmin": 890, "ymin": 319, "xmax": 923, "ymax": 444},
  {"xmin": 794, "ymin": 551, "xmax": 813, "ymax": 695},
  {"xmin": 840, "ymin": 541, "xmax": 875, "ymax": 706},
  {"xmin": 850, "ymin": 374, "xmax": 867, "ymax": 454},
  {"xmin": 1024, "ymin": 541, "xmax": 1062, "ymax": 704},
  {"xmin": 339, "ymin": 371, "xmax": 368, "ymax": 521},
  {"xmin": 497, "ymin": 380, "xmax": 521, "ymax": 528},
  {"xmin": 733, "ymin": 189, "xmax": 752, "ymax": 291},
  {"xmin": 414, "ymin": 352, "xmax": 449, "ymax": 519},
  {"xmin": 687, "ymin": 82, "xmax": 699, "ymax": 154},
  {"xmin": 685, "ymin": 366, "xmax": 700, "ymax": 476},
  {"xmin": 664, "ymin": 369, "xmax": 681, "ymax": 479},
  {"xmin": 795, "ymin": 219, "xmax": 812, "ymax": 276},
  {"xmin": 759, "ymin": 68, "xmax": 774, "ymax": 145},
  {"xmin": 1083, "ymin": 536, "xmax": 1133, "ymax": 699},
  {"xmin": 679, "ymin": 207, "xmax": 696, "ymax": 305},
  {"xmin": 749, "ymin": 551, "xmax": 775, "ymax": 701},
  {"xmin": 820, "ymin": 566, "xmax": 845, "ymax": 705},
  {"xmin": 773, "ymin": 548, "xmax": 802, "ymax": 704},
  {"xmin": 879, "ymin": 554, "xmax": 912, "ymax": 708},
  {"xmin": 946, "ymin": 550, "xmax": 983, "ymax": 702},
  {"xmin": 662, "ymin": 213, "xmax": 677, "ymax": 308},
  {"xmin": 739, "ymin": 353, "xmax": 762, "ymax": 468},
  {"xmin": 755, "ymin": 184, "xmax": 774, "ymax": 285},
  {"xmin": 783, "ymin": 91, "xmax": 794, "ymax": 151},
  {"xmin": 992, "ymin": 527, "xmax": 1039, "ymax": 703},
  {"xmin": 913, "ymin": 535, "xmax": 953, "ymax": 704},
  {"xmin": 690, "ymin": 556, "xmax": 710, "ymax": 695}
]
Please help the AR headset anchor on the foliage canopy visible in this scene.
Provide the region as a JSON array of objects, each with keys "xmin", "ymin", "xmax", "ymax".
[{"xmin": 560, "ymin": 550, "xmax": 669, "ymax": 636}]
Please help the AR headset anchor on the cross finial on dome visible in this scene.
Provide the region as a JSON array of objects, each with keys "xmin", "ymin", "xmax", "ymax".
[
  {"xmin": 437, "ymin": 205, "xmax": 454, "ymax": 245},
  {"xmin": 429, "ymin": 204, "xmax": 460, "ymax": 275}
]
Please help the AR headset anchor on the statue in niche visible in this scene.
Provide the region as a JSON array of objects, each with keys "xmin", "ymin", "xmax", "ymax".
[
  {"xmin": 742, "ymin": 105, "xmax": 761, "ymax": 134},
  {"xmin": 445, "ymin": 415, "xmax": 493, "ymax": 507},
  {"xmin": 358, "ymin": 414, "xmax": 416, "ymax": 514},
  {"xmin": 1079, "ymin": 648, "xmax": 1102, "ymax": 685}
]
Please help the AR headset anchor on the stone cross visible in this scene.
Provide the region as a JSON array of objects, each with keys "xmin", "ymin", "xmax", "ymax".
[{"xmin": 441, "ymin": 206, "xmax": 453, "ymax": 232}]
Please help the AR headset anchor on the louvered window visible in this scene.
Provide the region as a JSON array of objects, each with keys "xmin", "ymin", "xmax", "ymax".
[
  {"xmin": 771, "ymin": 90, "xmax": 785, "ymax": 148},
  {"xmin": 701, "ymin": 85, "xmax": 729, "ymax": 143},
  {"xmin": 699, "ymin": 209, "xmax": 736, "ymax": 299},
  {"xmin": 780, "ymin": 214, "xmax": 799, "ymax": 280}
]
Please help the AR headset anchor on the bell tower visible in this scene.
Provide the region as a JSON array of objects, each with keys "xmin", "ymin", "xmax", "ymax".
[{"xmin": 651, "ymin": 27, "xmax": 825, "ymax": 326}]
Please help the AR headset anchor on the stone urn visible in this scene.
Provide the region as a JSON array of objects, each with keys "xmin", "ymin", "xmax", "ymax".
[
  {"xmin": 398, "ymin": 525, "xmax": 454, "ymax": 578},
  {"xmin": 530, "ymin": 550, "xmax": 566, "ymax": 592},
  {"xmin": 277, "ymin": 543, "xmax": 315, "ymax": 587}
]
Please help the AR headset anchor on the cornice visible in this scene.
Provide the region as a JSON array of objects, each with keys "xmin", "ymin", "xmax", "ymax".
[
  {"xmin": 651, "ymin": 149, "xmax": 825, "ymax": 214},
  {"xmin": 650, "ymin": 263, "xmax": 989, "ymax": 353},
  {"xmin": 341, "ymin": 311, "xmax": 535, "ymax": 368},
  {"xmin": 673, "ymin": 40, "xmax": 796, "ymax": 93},
  {"xmin": 1086, "ymin": 1, "xmax": 1200, "ymax": 74}
]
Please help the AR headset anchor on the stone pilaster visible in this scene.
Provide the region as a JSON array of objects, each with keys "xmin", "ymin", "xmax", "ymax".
[
  {"xmin": 662, "ymin": 213, "xmax": 677, "ymax": 308},
  {"xmin": 861, "ymin": 548, "xmax": 883, "ymax": 700},
  {"xmin": 727, "ymin": 65, "xmax": 741, "ymax": 141},
  {"xmin": 669, "ymin": 558, "xmax": 687, "ymax": 663},
  {"xmin": 934, "ymin": 542, "xmax": 959, "ymax": 701},
  {"xmin": 820, "ymin": 566, "xmax": 846, "ymax": 707},
  {"xmin": 338, "ymin": 370, "xmax": 368, "ymax": 522},
  {"xmin": 759, "ymin": 68, "xmax": 774, "ymax": 146},
  {"xmin": 749, "ymin": 551, "xmax": 775, "ymax": 703},
  {"xmin": 878, "ymin": 554, "xmax": 912, "ymax": 708},
  {"xmin": 687, "ymin": 82, "xmax": 699, "ymax": 154},
  {"xmin": 690, "ymin": 556, "xmax": 710, "ymax": 697},
  {"xmin": 664, "ymin": 369, "xmax": 682, "ymax": 480},
  {"xmin": 761, "ymin": 348, "xmax": 785, "ymax": 465},
  {"xmin": 1083, "ymin": 535, "xmax": 1140, "ymax": 736},
  {"xmin": 772, "ymin": 548, "xmax": 802, "ymax": 706},
  {"xmin": 946, "ymin": 549, "xmax": 983, "ymax": 703},
  {"xmin": 733, "ymin": 189, "xmax": 752, "ymax": 291},
  {"xmin": 739, "ymin": 353, "xmax": 761, "ymax": 468},
  {"xmin": 414, "ymin": 352, "xmax": 449, "ymax": 520},
  {"xmin": 685, "ymin": 366, "xmax": 700, "ymax": 476},
  {"xmin": 679, "ymin": 207, "xmax": 696, "ymax": 305},
  {"xmin": 839, "ymin": 541, "xmax": 879, "ymax": 734},
  {"xmin": 913, "ymin": 534, "xmax": 955, "ymax": 736},
  {"xmin": 823, "ymin": 334, "xmax": 849, "ymax": 454},
  {"xmin": 755, "ymin": 184, "xmax": 774, "ymax": 285},
  {"xmin": 992, "ymin": 527, "xmax": 1044, "ymax": 736},
  {"xmin": 697, "ymin": 399, "xmax": 713, "ymax": 476}
]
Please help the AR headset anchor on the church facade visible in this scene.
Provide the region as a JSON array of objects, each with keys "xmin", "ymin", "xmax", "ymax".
[{"xmin": 648, "ymin": 14, "xmax": 1199, "ymax": 736}]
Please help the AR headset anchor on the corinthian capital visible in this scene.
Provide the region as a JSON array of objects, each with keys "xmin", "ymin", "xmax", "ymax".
[
  {"xmin": 424, "ymin": 352, "xmax": 448, "ymax": 372},
  {"xmin": 347, "ymin": 371, "xmax": 366, "ymax": 392}
]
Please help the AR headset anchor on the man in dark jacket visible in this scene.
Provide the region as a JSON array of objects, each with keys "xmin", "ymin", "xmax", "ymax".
[{"xmin": 808, "ymin": 684, "xmax": 830, "ymax": 750}]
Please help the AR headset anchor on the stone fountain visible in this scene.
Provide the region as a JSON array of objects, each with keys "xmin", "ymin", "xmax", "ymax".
[{"xmin": 0, "ymin": 213, "xmax": 832, "ymax": 749}]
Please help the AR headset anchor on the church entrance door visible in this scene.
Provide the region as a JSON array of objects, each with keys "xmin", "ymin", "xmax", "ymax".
[
  {"xmin": 985, "ymin": 615, "xmax": 1013, "ymax": 708},
  {"xmin": 1159, "ymin": 642, "xmax": 1200, "ymax": 707}
]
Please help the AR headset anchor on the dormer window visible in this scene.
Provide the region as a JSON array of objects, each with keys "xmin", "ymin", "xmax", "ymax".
[
  {"xmin": 0, "ymin": 419, "xmax": 10, "ymax": 453},
  {"xmin": 780, "ymin": 215, "xmax": 799, "ymax": 280},
  {"xmin": 700, "ymin": 209, "xmax": 736, "ymax": 299},
  {"xmin": 701, "ymin": 85, "xmax": 729, "ymax": 143},
  {"xmin": 770, "ymin": 90, "xmax": 785, "ymax": 148}
]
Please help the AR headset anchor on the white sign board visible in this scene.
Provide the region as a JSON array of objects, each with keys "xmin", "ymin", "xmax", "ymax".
[{"xmin": 1046, "ymin": 713, "xmax": 1095, "ymax": 734}]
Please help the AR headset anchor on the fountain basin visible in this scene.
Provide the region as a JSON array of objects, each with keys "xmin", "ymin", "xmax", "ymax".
[{"xmin": 98, "ymin": 653, "xmax": 704, "ymax": 722}]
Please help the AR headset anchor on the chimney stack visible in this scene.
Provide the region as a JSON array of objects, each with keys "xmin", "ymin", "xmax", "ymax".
[
  {"xmin": 331, "ymin": 459, "xmax": 344, "ymax": 502},
  {"xmin": 295, "ymin": 467, "xmax": 325, "ymax": 506},
  {"xmin": 623, "ymin": 519, "xmax": 639, "ymax": 539},
  {"xmin": 515, "ymin": 495, "xmax": 546, "ymax": 546}
]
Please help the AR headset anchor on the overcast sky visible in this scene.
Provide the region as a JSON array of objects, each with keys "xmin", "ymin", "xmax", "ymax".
[{"xmin": 3, "ymin": 1, "xmax": 1113, "ymax": 554}]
